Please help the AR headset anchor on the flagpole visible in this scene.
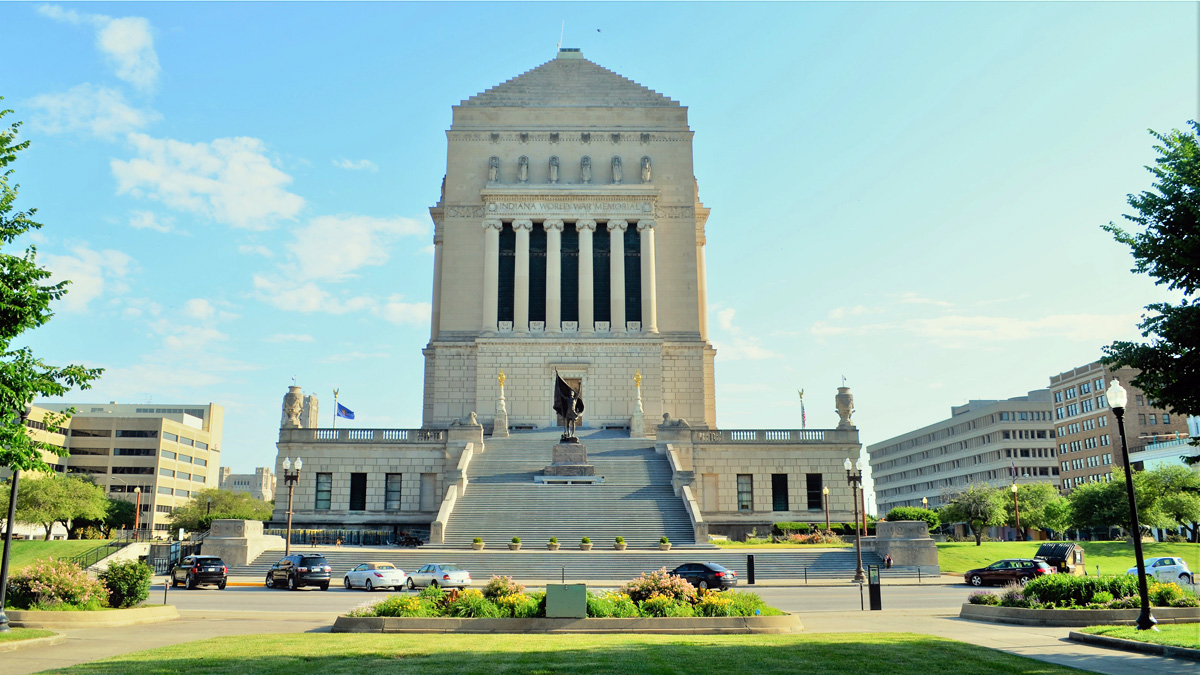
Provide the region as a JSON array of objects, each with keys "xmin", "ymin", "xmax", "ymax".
[{"xmin": 333, "ymin": 388, "xmax": 339, "ymax": 431}]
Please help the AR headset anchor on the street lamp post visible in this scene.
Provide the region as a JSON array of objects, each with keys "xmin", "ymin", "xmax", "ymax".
[
  {"xmin": 1010, "ymin": 483, "xmax": 1022, "ymax": 540},
  {"xmin": 844, "ymin": 457, "xmax": 866, "ymax": 583},
  {"xmin": 133, "ymin": 487, "xmax": 142, "ymax": 540},
  {"xmin": 282, "ymin": 457, "xmax": 303, "ymax": 556},
  {"xmin": 1106, "ymin": 379, "xmax": 1156, "ymax": 631},
  {"xmin": 822, "ymin": 486, "xmax": 830, "ymax": 533}
]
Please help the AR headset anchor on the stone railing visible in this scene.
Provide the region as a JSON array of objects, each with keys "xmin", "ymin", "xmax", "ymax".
[
  {"xmin": 278, "ymin": 428, "xmax": 447, "ymax": 443},
  {"xmin": 690, "ymin": 429, "xmax": 828, "ymax": 443},
  {"xmin": 430, "ymin": 485, "xmax": 458, "ymax": 545}
]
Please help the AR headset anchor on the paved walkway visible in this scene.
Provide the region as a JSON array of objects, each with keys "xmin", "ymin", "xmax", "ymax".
[{"xmin": 3, "ymin": 606, "xmax": 1194, "ymax": 675}]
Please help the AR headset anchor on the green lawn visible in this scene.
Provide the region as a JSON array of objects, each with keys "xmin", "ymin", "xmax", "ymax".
[
  {"xmin": 937, "ymin": 541, "xmax": 1199, "ymax": 576},
  {"xmin": 0, "ymin": 628, "xmax": 56, "ymax": 644},
  {"xmin": 1080, "ymin": 624, "xmax": 1200, "ymax": 650},
  {"xmin": 3, "ymin": 540, "xmax": 113, "ymax": 571}
]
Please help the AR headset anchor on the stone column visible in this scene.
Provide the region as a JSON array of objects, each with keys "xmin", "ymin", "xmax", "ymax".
[
  {"xmin": 513, "ymin": 219, "xmax": 532, "ymax": 333},
  {"xmin": 430, "ymin": 232, "xmax": 443, "ymax": 340},
  {"xmin": 696, "ymin": 234, "xmax": 708, "ymax": 341},
  {"xmin": 577, "ymin": 220, "xmax": 596, "ymax": 333},
  {"xmin": 482, "ymin": 219, "xmax": 502, "ymax": 332},
  {"xmin": 609, "ymin": 220, "xmax": 627, "ymax": 332},
  {"xmin": 544, "ymin": 219, "xmax": 563, "ymax": 333},
  {"xmin": 638, "ymin": 220, "xmax": 658, "ymax": 333}
]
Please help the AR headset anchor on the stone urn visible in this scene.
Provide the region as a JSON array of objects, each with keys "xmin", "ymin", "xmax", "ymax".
[
  {"xmin": 614, "ymin": 540, "xmax": 627, "ymax": 551},
  {"xmin": 472, "ymin": 540, "xmax": 485, "ymax": 551},
  {"xmin": 659, "ymin": 543, "xmax": 672, "ymax": 551},
  {"xmin": 547, "ymin": 541, "xmax": 560, "ymax": 551},
  {"xmin": 580, "ymin": 541, "xmax": 593, "ymax": 551},
  {"xmin": 508, "ymin": 541, "xmax": 522, "ymax": 551},
  {"xmin": 281, "ymin": 386, "xmax": 304, "ymax": 428},
  {"xmin": 836, "ymin": 386, "xmax": 855, "ymax": 430}
]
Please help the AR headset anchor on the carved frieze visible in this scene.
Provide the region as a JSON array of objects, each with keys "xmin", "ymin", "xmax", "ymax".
[
  {"xmin": 484, "ymin": 197, "xmax": 655, "ymax": 219},
  {"xmin": 654, "ymin": 205, "xmax": 695, "ymax": 219},
  {"xmin": 446, "ymin": 205, "xmax": 486, "ymax": 218}
]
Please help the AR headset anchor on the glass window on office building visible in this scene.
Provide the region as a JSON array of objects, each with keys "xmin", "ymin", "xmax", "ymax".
[{"xmin": 736, "ymin": 474, "xmax": 753, "ymax": 512}]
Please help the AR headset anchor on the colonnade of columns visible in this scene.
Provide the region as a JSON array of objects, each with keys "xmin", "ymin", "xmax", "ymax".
[{"xmin": 481, "ymin": 217, "xmax": 658, "ymax": 334}]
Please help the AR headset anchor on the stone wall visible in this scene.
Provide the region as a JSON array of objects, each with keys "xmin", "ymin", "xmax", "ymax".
[{"xmin": 869, "ymin": 520, "xmax": 940, "ymax": 573}]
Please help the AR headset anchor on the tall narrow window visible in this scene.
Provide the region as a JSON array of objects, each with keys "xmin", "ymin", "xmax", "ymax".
[
  {"xmin": 593, "ymin": 225, "xmax": 610, "ymax": 322},
  {"xmin": 624, "ymin": 227, "xmax": 641, "ymax": 321},
  {"xmin": 385, "ymin": 473, "xmax": 403, "ymax": 510},
  {"xmin": 315, "ymin": 473, "xmax": 332, "ymax": 510},
  {"xmin": 806, "ymin": 473, "xmax": 823, "ymax": 510},
  {"xmin": 736, "ymin": 474, "xmax": 753, "ymax": 512},
  {"xmin": 561, "ymin": 227, "xmax": 578, "ymax": 322},
  {"xmin": 497, "ymin": 224, "xmax": 515, "ymax": 323},
  {"xmin": 349, "ymin": 473, "xmax": 367, "ymax": 510},
  {"xmin": 529, "ymin": 223, "xmax": 547, "ymax": 322},
  {"xmin": 771, "ymin": 473, "xmax": 789, "ymax": 511}
]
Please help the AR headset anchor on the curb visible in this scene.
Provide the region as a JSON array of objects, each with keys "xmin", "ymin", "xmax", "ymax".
[
  {"xmin": 1068, "ymin": 631, "xmax": 1200, "ymax": 661},
  {"xmin": 0, "ymin": 634, "xmax": 66, "ymax": 653},
  {"xmin": 210, "ymin": 577, "xmax": 959, "ymax": 588},
  {"xmin": 332, "ymin": 613, "xmax": 804, "ymax": 634}
]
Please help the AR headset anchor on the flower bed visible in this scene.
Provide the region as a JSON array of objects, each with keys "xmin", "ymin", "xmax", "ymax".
[{"xmin": 961, "ymin": 574, "xmax": 1200, "ymax": 627}]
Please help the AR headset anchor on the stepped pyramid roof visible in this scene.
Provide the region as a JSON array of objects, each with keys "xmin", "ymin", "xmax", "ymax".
[{"xmin": 461, "ymin": 49, "xmax": 680, "ymax": 108}]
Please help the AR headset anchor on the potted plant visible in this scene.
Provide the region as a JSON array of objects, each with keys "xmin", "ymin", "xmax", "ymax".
[
  {"xmin": 509, "ymin": 536, "xmax": 522, "ymax": 551},
  {"xmin": 614, "ymin": 536, "xmax": 627, "ymax": 551},
  {"xmin": 580, "ymin": 536, "xmax": 593, "ymax": 551},
  {"xmin": 547, "ymin": 537, "xmax": 560, "ymax": 551},
  {"xmin": 659, "ymin": 536, "xmax": 671, "ymax": 551},
  {"xmin": 472, "ymin": 537, "xmax": 485, "ymax": 551}
]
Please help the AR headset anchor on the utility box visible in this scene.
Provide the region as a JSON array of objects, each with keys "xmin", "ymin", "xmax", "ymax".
[{"xmin": 546, "ymin": 584, "xmax": 587, "ymax": 618}]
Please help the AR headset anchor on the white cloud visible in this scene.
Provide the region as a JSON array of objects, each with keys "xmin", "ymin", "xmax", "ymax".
[
  {"xmin": 287, "ymin": 215, "xmax": 427, "ymax": 281},
  {"xmin": 128, "ymin": 210, "xmax": 172, "ymax": 232},
  {"xmin": 38, "ymin": 5, "xmax": 160, "ymax": 91},
  {"xmin": 160, "ymin": 324, "xmax": 227, "ymax": 351},
  {"xmin": 708, "ymin": 305, "xmax": 780, "ymax": 361},
  {"xmin": 266, "ymin": 333, "xmax": 315, "ymax": 343},
  {"xmin": 375, "ymin": 296, "xmax": 431, "ymax": 325},
  {"xmin": 238, "ymin": 244, "xmax": 274, "ymax": 258},
  {"xmin": 251, "ymin": 275, "xmax": 374, "ymax": 314},
  {"xmin": 43, "ymin": 244, "xmax": 134, "ymax": 312},
  {"xmin": 112, "ymin": 133, "xmax": 305, "ymax": 230},
  {"xmin": 27, "ymin": 84, "xmax": 159, "ymax": 139},
  {"xmin": 332, "ymin": 158, "xmax": 378, "ymax": 172},
  {"xmin": 182, "ymin": 298, "xmax": 216, "ymax": 321},
  {"xmin": 716, "ymin": 307, "xmax": 736, "ymax": 331}
]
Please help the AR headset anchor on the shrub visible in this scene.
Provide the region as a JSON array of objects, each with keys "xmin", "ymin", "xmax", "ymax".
[
  {"xmin": 494, "ymin": 592, "xmax": 542, "ymax": 618},
  {"xmin": 884, "ymin": 506, "xmax": 940, "ymax": 531},
  {"xmin": 694, "ymin": 591, "xmax": 735, "ymax": 617},
  {"xmin": 640, "ymin": 593, "xmax": 695, "ymax": 617},
  {"xmin": 7, "ymin": 558, "xmax": 108, "ymax": 611},
  {"xmin": 511, "ymin": 536, "xmax": 521, "ymax": 544},
  {"xmin": 1023, "ymin": 574, "xmax": 1139, "ymax": 607},
  {"xmin": 968, "ymin": 592, "xmax": 1000, "ymax": 606},
  {"xmin": 482, "ymin": 575, "xmax": 525, "ymax": 601},
  {"xmin": 1170, "ymin": 595, "xmax": 1200, "ymax": 608},
  {"xmin": 99, "ymin": 560, "xmax": 153, "ymax": 609},
  {"xmin": 473, "ymin": 537, "xmax": 483, "ymax": 544},
  {"xmin": 619, "ymin": 567, "xmax": 697, "ymax": 603},
  {"xmin": 418, "ymin": 584, "xmax": 447, "ymax": 605},
  {"xmin": 353, "ymin": 594, "xmax": 435, "ymax": 617},
  {"xmin": 586, "ymin": 590, "xmax": 641, "ymax": 618},
  {"xmin": 788, "ymin": 531, "xmax": 843, "ymax": 545},
  {"xmin": 581, "ymin": 537, "xmax": 591, "ymax": 544},
  {"xmin": 446, "ymin": 588, "xmax": 503, "ymax": 618},
  {"xmin": 772, "ymin": 522, "xmax": 810, "ymax": 536},
  {"xmin": 1105, "ymin": 596, "xmax": 1141, "ymax": 609},
  {"xmin": 1148, "ymin": 582, "xmax": 1188, "ymax": 607},
  {"xmin": 549, "ymin": 537, "xmax": 558, "ymax": 544},
  {"xmin": 998, "ymin": 583, "xmax": 1030, "ymax": 608},
  {"xmin": 724, "ymin": 591, "xmax": 779, "ymax": 616},
  {"xmin": 660, "ymin": 536, "xmax": 670, "ymax": 545},
  {"xmin": 841, "ymin": 523, "xmax": 856, "ymax": 534},
  {"xmin": 1090, "ymin": 591, "xmax": 1114, "ymax": 605},
  {"xmin": 615, "ymin": 536, "xmax": 625, "ymax": 545}
]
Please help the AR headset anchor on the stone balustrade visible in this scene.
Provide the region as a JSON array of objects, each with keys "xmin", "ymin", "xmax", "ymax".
[{"xmin": 279, "ymin": 428, "xmax": 447, "ymax": 443}]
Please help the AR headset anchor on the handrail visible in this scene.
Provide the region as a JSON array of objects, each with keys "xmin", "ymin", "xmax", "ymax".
[
  {"xmin": 430, "ymin": 485, "xmax": 459, "ymax": 545},
  {"xmin": 65, "ymin": 534, "xmax": 136, "ymax": 569},
  {"xmin": 680, "ymin": 485, "xmax": 708, "ymax": 545}
]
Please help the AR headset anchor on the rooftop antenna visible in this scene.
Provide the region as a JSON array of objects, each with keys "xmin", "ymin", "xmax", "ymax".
[{"xmin": 557, "ymin": 20, "xmax": 564, "ymax": 50}]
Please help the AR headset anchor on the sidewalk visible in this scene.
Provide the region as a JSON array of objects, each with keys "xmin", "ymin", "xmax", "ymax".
[{"xmin": 220, "ymin": 574, "xmax": 964, "ymax": 588}]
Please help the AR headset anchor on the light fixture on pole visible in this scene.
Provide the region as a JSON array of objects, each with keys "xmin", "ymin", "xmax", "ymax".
[
  {"xmin": 282, "ymin": 457, "xmax": 303, "ymax": 556},
  {"xmin": 1010, "ymin": 483, "xmax": 1022, "ymax": 540},
  {"xmin": 133, "ymin": 487, "xmax": 142, "ymax": 540},
  {"xmin": 822, "ymin": 485, "xmax": 830, "ymax": 533},
  {"xmin": 844, "ymin": 457, "xmax": 866, "ymax": 583},
  {"xmin": 1105, "ymin": 378, "xmax": 1156, "ymax": 630}
]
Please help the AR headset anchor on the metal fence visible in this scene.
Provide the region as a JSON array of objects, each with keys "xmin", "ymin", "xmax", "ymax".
[{"xmin": 263, "ymin": 528, "xmax": 406, "ymax": 546}]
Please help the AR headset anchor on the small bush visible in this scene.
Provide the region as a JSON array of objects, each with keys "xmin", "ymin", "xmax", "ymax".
[
  {"xmin": 620, "ymin": 567, "xmax": 697, "ymax": 603},
  {"xmin": 587, "ymin": 590, "xmax": 641, "ymax": 618},
  {"xmin": 1164, "ymin": 533, "xmax": 1187, "ymax": 543},
  {"xmin": 482, "ymin": 575, "xmax": 525, "ymax": 601},
  {"xmin": 581, "ymin": 537, "xmax": 591, "ymax": 544},
  {"xmin": 1170, "ymin": 595, "xmax": 1200, "ymax": 608},
  {"xmin": 1105, "ymin": 596, "xmax": 1141, "ymax": 610},
  {"xmin": 1023, "ymin": 574, "xmax": 1139, "ymax": 607},
  {"xmin": 660, "ymin": 536, "xmax": 670, "ymax": 545},
  {"xmin": 694, "ymin": 590, "xmax": 735, "ymax": 617},
  {"xmin": 615, "ymin": 536, "xmax": 625, "ymax": 545},
  {"xmin": 1148, "ymin": 582, "xmax": 1188, "ymax": 607},
  {"xmin": 884, "ymin": 506, "xmax": 940, "ymax": 531},
  {"xmin": 787, "ymin": 531, "xmax": 844, "ymax": 545},
  {"xmin": 998, "ymin": 583, "xmax": 1030, "ymax": 608},
  {"xmin": 351, "ymin": 594, "xmax": 435, "ymax": 617},
  {"xmin": 7, "ymin": 558, "xmax": 108, "ymax": 611},
  {"xmin": 418, "ymin": 584, "xmax": 447, "ymax": 605},
  {"xmin": 640, "ymin": 593, "xmax": 695, "ymax": 617},
  {"xmin": 446, "ymin": 588, "xmax": 503, "ymax": 618},
  {"xmin": 772, "ymin": 522, "xmax": 810, "ymax": 536},
  {"xmin": 725, "ymin": 591, "xmax": 780, "ymax": 616},
  {"xmin": 472, "ymin": 537, "xmax": 483, "ymax": 544},
  {"xmin": 968, "ymin": 592, "xmax": 1000, "ymax": 606},
  {"xmin": 511, "ymin": 536, "xmax": 521, "ymax": 544},
  {"xmin": 98, "ymin": 560, "xmax": 153, "ymax": 609},
  {"xmin": 548, "ymin": 537, "xmax": 558, "ymax": 544},
  {"xmin": 1090, "ymin": 591, "xmax": 1114, "ymax": 605}
]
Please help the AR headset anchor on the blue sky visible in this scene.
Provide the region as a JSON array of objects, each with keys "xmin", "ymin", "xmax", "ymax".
[{"xmin": 6, "ymin": 2, "xmax": 1196, "ymax": 504}]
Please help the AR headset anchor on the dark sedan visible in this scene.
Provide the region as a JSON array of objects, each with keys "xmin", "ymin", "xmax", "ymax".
[
  {"xmin": 671, "ymin": 562, "xmax": 738, "ymax": 591},
  {"xmin": 171, "ymin": 555, "xmax": 227, "ymax": 590},
  {"xmin": 964, "ymin": 558, "xmax": 1054, "ymax": 587}
]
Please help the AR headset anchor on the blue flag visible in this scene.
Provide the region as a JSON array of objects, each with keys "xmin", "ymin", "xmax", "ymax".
[{"xmin": 336, "ymin": 403, "xmax": 355, "ymax": 420}]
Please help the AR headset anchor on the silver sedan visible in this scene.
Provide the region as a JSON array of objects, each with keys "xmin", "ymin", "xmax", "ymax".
[
  {"xmin": 342, "ymin": 562, "xmax": 409, "ymax": 591},
  {"xmin": 407, "ymin": 563, "xmax": 471, "ymax": 589}
]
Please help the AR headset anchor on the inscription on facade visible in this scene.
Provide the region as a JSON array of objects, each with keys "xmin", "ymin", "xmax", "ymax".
[{"xmin": 486, "ymin": 200, "xmax": 655, "ymax": 216}]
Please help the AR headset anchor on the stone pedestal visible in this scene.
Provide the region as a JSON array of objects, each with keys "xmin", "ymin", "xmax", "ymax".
[
  {"xmin": 870, "ymin": 521, "xmax": 940, "ymax": 575},
  {"xmin": 544, "ymin": 441, "xmax": 595, "ymax": 476},
  {"xmin": 492, "ymin": 408, "xmax": 509, "ymax": 437},
  {"xmin": 630, "ymin": 409, "xmax": 645, "ymax": 438}
]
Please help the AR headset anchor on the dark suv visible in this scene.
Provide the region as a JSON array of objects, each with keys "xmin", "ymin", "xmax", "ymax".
[
  {"xmin": 266, "ymin": 554, "xmax": 332, "ymax": 591},
  {"xmin": 964, "ymin": 558, "xmax": 1055, "ymax": 586},
  {"xmin": 670, "ymin": 562, "xmax": 738, "ymax": 591},
  {"xmin": 171, "ymin": 555, "xmax": 227, "ymax": 590}
]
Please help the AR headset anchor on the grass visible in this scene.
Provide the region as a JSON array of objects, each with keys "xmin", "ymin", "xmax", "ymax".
[
  {"xmin": 1080, "ymin": 624, "xmax": 1200, "ymax": 650},
  {"xmin": 937, "ymin": 541, "xmax": 1199, "ymax": 576},
  {"xmin": 47, "ymin": 632, "xmax": 1086, "ymax": 674},
  {"xmin": 713, "ymin": 541, "xmax": 852, "ymax": 549},
  {"xmin": 4, "ymin": 540, "xmax": 114, "ymax": 571},
  {"xmin": 0, "ymin": 628, "xmax": 55, "ymax": 644}
]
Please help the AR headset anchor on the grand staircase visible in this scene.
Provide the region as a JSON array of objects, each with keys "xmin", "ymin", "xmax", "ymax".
[{"xmin": 440, "ymin": 429, "xmax": 698, "ymax": 549}]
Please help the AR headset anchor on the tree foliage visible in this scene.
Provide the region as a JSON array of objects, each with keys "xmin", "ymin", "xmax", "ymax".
[
  {"xmin": 1102, "ymin": 121, "xmax": 1200, "ymax": 428},
  {"xmin": 1003, "ymin": 482, "xmax": 1068, "ymax": 533},
  {"xmin": 1066, "ymin": 466, "xmax": 1199, "ymax": 537},
  {"xmin": 69, "ymin": 495, "xmax": 137, "ymax": 538},
  {"xmin": 883, "ymin": 506, "xmax": 940, "ymax": 531},
  {"xmin": 0, "ymin": 102, "xmax": 102, "ymax": 472},
  {"xmin": 939, "ymin": 483, "xmax": 1006, "ymax": 546},
  {"xmin": 166, "ymin": 488, "xmax": 273, "ymax": 533},
  {"xmin": 0, "ymin": 473, "xmax": 107, "ymax": 539}
]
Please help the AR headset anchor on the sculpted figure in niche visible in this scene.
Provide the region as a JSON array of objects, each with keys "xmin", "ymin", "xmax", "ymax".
[
  {"xmin": 611, "ymin": 156, "xmax": 623, "ymax": 184},
  {"xmin": 487, "ymin": 156, "xmax": 499, "ymax": 183},
  {"xmin": 641, "ymin": 156, "xmax": 652, "ymax": 183},
  {"xmin": 548, "ymin": 156, "xmax": 559, "ymax": 184},
  {"xmin": 517, "ymin": 156, "xmax": 529, "ymax": 183},
  {"xmin": 580, "ymin": 156, "xmax": 592, "ymax": 184}
]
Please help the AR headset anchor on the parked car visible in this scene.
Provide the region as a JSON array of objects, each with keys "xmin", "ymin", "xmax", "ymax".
[
  {"xmin": 265, "ymin": 554, "xmax": 332, "ymax": 591},
  {"xmin": 407, "ymin": 563, "xmax": 471, "ymax": 589},
  {"xmin": 670, "ymin": 562, "xmax": 737, "ymax": 591},
  {"xmin": 344, "ymin": 562, "xmax": 409, "ymax": 591},
  {"xmin": 1127, "ymin": 557, "xmax": 1192, "ymax": 585},
  {"xmin": 395, "ymin": 534, "xmax": 424, "ymax": 548},
  {"xmin": 964, "ymin": 558, "xmax": 1055, "ymax": 586},
  {"xmin": 171, "ymin": 555, "xmax": 227, "ymax": 590}
]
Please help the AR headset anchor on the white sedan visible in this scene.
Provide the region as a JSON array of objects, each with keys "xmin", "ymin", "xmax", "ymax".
[
  {"xmin": 343, "ymin": 562, "xmax": 408, "ymax": 591},
  {"xmin": 407, "ymin": 563, "xmax": 471, "ymax": 589},
  {"xmin": 1127, "ymin": 557, "xmax": 1192, "ymax": 585}
]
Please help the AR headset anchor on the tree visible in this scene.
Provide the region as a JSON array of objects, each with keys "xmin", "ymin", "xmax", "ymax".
[
  {"xmin": 1102, "ymin": 121, "xmax": 1200, "ymax": 440},
  {"xmin": 167, "ymin": 488, "xmax": 273, "ymax": 533},
  {"xmin": 0, "ymin": 474, "xmax": 107, "ymax": 539},
  {"xmin": 1067, "ymin": 469, "xmax": 1181, "ymax": 535},
  {"xmin": 1041, "ymin": 498, "xmax": 1073, "ymax": 540},
  {"xmin": 1003, "ymin": 482, "xmax": 1068, "ymax": 533},
  {"xmin": 1141, "ymin": 465, "xmax": 1200, "ymax": 542},
  {"xmin": 939, "ymin": 483, "xmax": 1006, "ymax": 546},
  {"xmin": 69, "ymin": 496, "xmax": 136, "ymax": 538},
  {"xmin": 884, "ymin": 506, "xmax": 940, "ymax": 532},
  {"xmin": 0, "ymin": 102, "xmax": 102, "ymax": 472}
]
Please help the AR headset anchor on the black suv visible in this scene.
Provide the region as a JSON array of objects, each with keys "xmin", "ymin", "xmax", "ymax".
[
  {"xmin": 171, "ymin": 555, "xmax": 228, "ymax": 590},
  {"xmin": 266, "ymin": 554, "xmax": 332, "ymax": 591}
]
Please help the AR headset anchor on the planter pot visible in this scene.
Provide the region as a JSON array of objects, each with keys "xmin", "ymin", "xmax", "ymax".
[
  {"xmin": 659, "ymin": 543, "xmax": 672, "ymax": 551},
  {"xmin": 472, "ymin": 542, "xmax": 485, "ymax": 550},
  {"xmin": 614, "ymin": 543, "xmax": 627, "ymax": 551},
  {"xmin": 508, "ymin": 543, "xmax": 522, "ymax": 550},
  {"xmin": 547, "ymin": 543, "xmax": 560, "ymax": 550},
  {"xmin": 580, "ymin": 543, "xmax": 593, "ymax": 551}
]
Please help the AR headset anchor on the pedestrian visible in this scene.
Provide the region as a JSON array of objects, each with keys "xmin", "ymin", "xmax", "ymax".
[
  {"xmin": 884, "ymin": 554, "xmax": 893, "ymax": 569},
  {"xmin": 336, "ymin": 537, "xmax": 342, "ymax": 547}
]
